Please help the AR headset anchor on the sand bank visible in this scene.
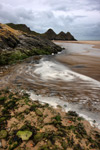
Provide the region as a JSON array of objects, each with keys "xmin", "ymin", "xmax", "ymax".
[{"xmin": 53, "ymin": 40, "xmax": 100, "ymax": 49}]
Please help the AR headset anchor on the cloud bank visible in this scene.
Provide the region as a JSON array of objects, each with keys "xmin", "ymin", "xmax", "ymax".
[{"xmin": 0, "ymin": 0, "xmax": 100, "ymax": 40}]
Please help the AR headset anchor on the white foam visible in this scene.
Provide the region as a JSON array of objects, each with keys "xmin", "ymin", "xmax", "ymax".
[
  {"xmin": 34, "ymin": 59, "xmax": 100, "ymax": 88},
  {"xmin": 30, "ymin": 92, "xmax": 67, "ymax": 109}
]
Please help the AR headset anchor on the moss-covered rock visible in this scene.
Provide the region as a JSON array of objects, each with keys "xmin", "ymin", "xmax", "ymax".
[
  {"xmin": 35, "ymin": 109, "xmax": 43, "ymax": 116},
  {"xmin": 38, "ymin": 145, "xmax": 49, "ymax": 150},
  {"xmin": 0, "ymin": 117, "xmax": 7, "ymax": 123},
  {"xmin": 4, "ymin": 100, "xmax": 16, "ymax": 109},
  {"xmin": 9, "ymin": 141, "xmax": 18, "ymax": 150},
  {"xmin": 61, "ymin": 141, "xmax": 68, "ymax": 149},
  {"xmin": 16, "ymin": 130, "xmax": 32, "ymax": 141},
  {"xmin": 53, "ymin": 114, "xmax": 62, "ymax": 121},
  {"xmin": 30, "ymin": 103, "xmax": 38, "ymax": 111},
  {"xmin": 0, "ymin": 96, "xmax": 7, "ymax": 105},
  {"xmin": 34, "ymin": 132, "xmax": 44, "ymax": 143},
  {"xmin": 0, "ymin": 96, "xmax": 6, "ymax": 101},
  {"xmin": 0, "ymin": 130, "xmax": 7, "ymax": 139}
]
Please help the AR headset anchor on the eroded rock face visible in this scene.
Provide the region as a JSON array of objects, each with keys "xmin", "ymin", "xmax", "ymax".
[
  {"xmin": 0, "ymin": 23, "xmax": 62, "ymax": 65},
  {"xmin": 0, "ymin": 24, "xmax": 20, "ymax": 49}
]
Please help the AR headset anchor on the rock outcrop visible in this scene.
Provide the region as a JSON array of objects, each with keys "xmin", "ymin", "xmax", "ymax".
[
  {"xmin": 0, "ymin": 23, "xmax": 20, "ymax": 49},
  {"xmin": 7, "ymin": 23, "xmax": 38, "ymax": 36},
  {"xmin": 0, "ymin": 23, "xmax": 62, "ymax": 65}
]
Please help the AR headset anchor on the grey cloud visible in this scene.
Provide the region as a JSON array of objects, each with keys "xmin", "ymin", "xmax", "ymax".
[
  {"xmin": 0, "ymin": 3, "xmax": 3, "ymax": 9},
  {"xmin": 0, "ymin": 0, "xmax": 100, "ymax": 40},
  {"xmin": 16, "ymin": 8, "xmax": 34, "ymax": 20},
  {"xmin": 87, "ymin": 0, "xmax": 100, "ymax": 10}
]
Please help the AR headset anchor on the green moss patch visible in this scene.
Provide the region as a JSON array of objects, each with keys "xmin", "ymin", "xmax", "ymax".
[
  {"xmin": 0, "ymin": 130, "xmax": 7, "ymax": 139},
  {"xmin": 17, "ymin": 130, "xmax": 32, "ymax": 141}
]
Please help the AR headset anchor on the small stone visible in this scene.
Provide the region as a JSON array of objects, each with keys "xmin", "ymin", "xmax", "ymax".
[
  {"xmin": 7, "ymin": 128, "xmax": 11, "ymax": 131},
  {"xmin": 64, "ymin": 104, "xmax": 67, "ymax": 107},
  {"xmin": 17, "ymin": 131, "xmax": 32, "ymax": 141},
  {"xmin": 0, "ymin": 130, "xmax": 7, "ymax": 139}
]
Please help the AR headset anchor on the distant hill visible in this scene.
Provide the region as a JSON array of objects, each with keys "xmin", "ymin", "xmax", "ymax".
[
  {"xmin": 7, "ymin": 24, "xmax": 77, "ymax": 41},
  {"xmin": 43, "ymin": 29, "xmax": 57, "ymax": 40},
  {"xmin": 66, "ymin": 32, "xmax": 76, "ymax": 40},
  {"xmin": 55, "ymin": 31, "xmax": 68, "ymax": 40},
  {"xmin": 43, "ymin": 29, "xmax": 77, "ymax": 41}
]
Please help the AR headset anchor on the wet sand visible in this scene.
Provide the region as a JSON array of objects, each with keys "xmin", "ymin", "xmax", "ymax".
[
  {"xmin": 54, "ymin": 41, "xmax": 100, "ymax": 81},
  {"xmin": 56, "ymin": 54, "xmax": 100, "ymax": 81},
  {"xmin": 53, "ymin": 40, "xmax": 100, "ymax": 49}
]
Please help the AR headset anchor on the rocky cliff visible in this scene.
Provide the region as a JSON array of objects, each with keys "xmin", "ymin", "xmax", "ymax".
[{"xmin": 0, "ymin": 23, "xmax": 62, "ymax": 65}]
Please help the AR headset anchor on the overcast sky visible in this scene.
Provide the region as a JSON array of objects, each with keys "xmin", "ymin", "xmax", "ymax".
[{"xmin": 0, "ymin": 0, "xmax": 100, "ymax": 40}]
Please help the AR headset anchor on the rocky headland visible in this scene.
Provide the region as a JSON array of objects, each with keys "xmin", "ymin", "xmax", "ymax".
[
  {"xmin": 7, "ymin": 23, "xmax": 77, "ymax": 41},
  {"xmin": 0, "ymin": 23, "xmax": 62, "ymax": 65}
]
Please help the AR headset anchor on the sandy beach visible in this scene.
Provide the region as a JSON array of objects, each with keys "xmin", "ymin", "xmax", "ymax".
[
  {"xmin": 54, "ymin": 41, "xmax": 100, "ymax": 81},
  {"xmin": 53, "ymin": 40, "xmax": 100, "ymax": 49}
]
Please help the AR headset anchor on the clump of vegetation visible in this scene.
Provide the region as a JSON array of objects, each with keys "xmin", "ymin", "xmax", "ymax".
[
  {"xmin": 0, "ymin": 89, "xmax": 100, "ymax": 150},
  {"xmin": 67, "ymin": 111, "xmax": 78, "ymax": 117}
]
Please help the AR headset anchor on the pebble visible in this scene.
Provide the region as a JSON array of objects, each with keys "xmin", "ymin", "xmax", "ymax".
[{"xmin": 7, "ymin": 128, "xmax": 11, "ymax": 131}]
